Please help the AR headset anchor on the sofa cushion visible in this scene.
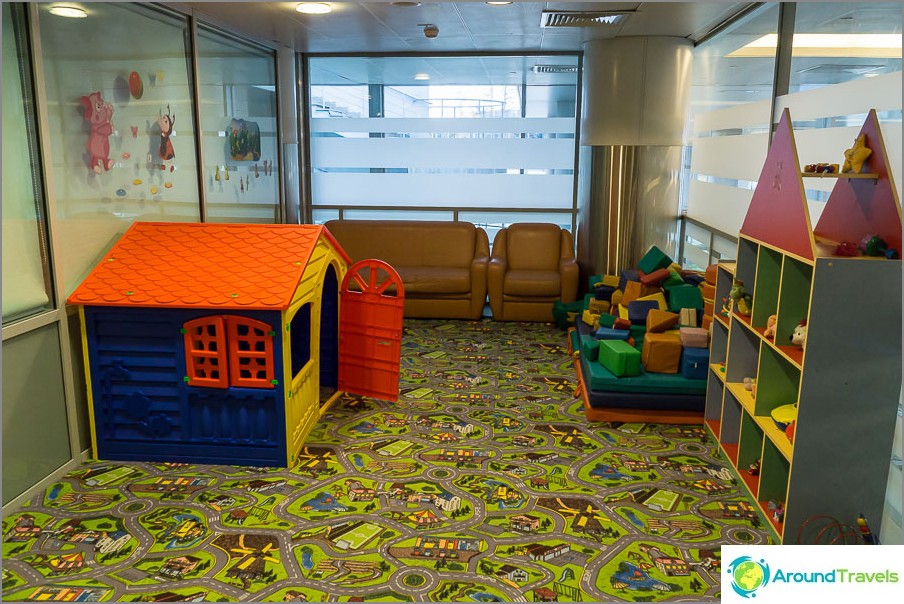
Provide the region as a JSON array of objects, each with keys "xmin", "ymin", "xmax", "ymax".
[
  {"xmin": 506, "ymin": 224, "xmax": 562, "ymax": 271},
  {"xmin": 504, "ymin": 269, "xmax": 561, "ymax": 296},
  {"xmin": 324, "ymin": 220, "xmax": 478, "ymax": 268},
  {"xmin": 396, "ymin": 266, "xmax": 470, "ymax": 294}
]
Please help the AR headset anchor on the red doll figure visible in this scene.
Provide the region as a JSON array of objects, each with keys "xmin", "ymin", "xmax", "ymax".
[{"xmin": 79, "ymin": 92, "xmax": 115, "ymax": 174}]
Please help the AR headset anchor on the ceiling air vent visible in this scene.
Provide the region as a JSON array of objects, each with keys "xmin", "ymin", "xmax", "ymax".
[
  {"xmin": 540, "ymin": 10, "xmax": 630, "ymax": 28},
  {"xmin": 532, "ymin": 65, "xmax": 579, "ymax": 74}
]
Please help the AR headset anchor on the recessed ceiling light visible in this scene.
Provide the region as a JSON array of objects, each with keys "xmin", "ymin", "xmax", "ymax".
[
  {"xmin": 414, "ymin": 73, "xmax": 430, "ymax": 81},
  {"xmin": 296, "ymin": 3, "xmax": 332, "ymax": 15},
  {"xmin": 486, "ymin": 2, "xmax": 514, "ymax": 5},
  {"xmin": 48, "ymin": 5, "xmax": 87, "ymax": 18},
  {"xmin": 391, "ymin": 2, "xmax": 422, "ymax": 6}
]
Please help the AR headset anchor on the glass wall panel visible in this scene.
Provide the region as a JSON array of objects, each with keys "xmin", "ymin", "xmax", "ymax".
[
  {"xmin": 683, "ymin": 4, "xmax": 780, "ymax": 238},
  {"xmin": 2, "ymin": 325, "xmax": 71, "ymax": 505},
  {"xmin": 197, "ymin": 26, "xmax": 280, "ymax": 223},
  {"xmin": 2, "ymin": 3, "xmax": 53, "ymax": 322},
  {"xmin": 308, "ymin": 55, "xmax": 578, "ymax": 226},
  {"xmin": 37, "ymin": 2, "xmax": 201, "ymax": 296}
]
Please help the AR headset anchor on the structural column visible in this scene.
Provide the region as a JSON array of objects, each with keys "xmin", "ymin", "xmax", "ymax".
[{"xmin": 576, "ymin": 36, "xmax": 692, "ymax": 282}]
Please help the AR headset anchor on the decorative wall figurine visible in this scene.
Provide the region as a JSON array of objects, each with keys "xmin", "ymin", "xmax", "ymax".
[
  {"xmin": 254, "ymin": 164, "xmax": 259, "ymax": 178},
  {"xmin": 215, "ymin": 165, "xmax": 220, "ymax": 181},
  {"xmin": 229, "ymin": 118, "xmax": 261, "ymax": 161},
  {"xmin": 79, "ymin": 92, "xmax": 115, "ymax": 174},
  {"xmin": 224, "ymin": 166, "xmax": 229, "ymax": 181},
  {"xmin": 157, "ymin": 105, "xmax": 176, "ymax": 164}
]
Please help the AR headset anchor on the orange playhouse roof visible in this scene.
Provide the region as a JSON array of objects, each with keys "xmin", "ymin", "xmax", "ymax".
[{"xmin": 67, "ymin": 222, "xmax": 350, "ymax": 310}]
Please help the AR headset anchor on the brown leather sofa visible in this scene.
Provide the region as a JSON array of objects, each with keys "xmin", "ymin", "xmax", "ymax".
[
  {"xmin": 324, "ymin": 220, "xmax": 489, "ymax": 320},
  {"xmin": 487, "ymin": 223, "xmax": 579, "ymax": 321}
]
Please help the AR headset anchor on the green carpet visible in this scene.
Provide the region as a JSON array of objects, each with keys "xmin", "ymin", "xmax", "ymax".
[{"xmin": 2, "ymin": 319, "xmax": 771, "ymax": 602}]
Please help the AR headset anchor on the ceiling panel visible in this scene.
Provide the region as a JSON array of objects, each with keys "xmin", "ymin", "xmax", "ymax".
[{"xmin": 175, "ymin": 1, "xmax": 753, "ymax": 52}]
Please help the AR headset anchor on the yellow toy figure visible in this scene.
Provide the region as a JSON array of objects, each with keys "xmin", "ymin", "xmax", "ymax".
[{"xmin": 842, "ymin": 134, "xmax": 872, "ymax": 174}]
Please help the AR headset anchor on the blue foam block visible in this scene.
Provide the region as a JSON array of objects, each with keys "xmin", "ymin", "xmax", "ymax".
[
  {"xmin": 619, "ymin": 269, "xmax": 640, "ymax": 292},
  {"xmin": 594, "ymin": 327, "xmax": 630, "ymax": 341},
  {"xmin": 594, "ymin": 285, "xmax": 616, "ymax": 301},
  {"xmin": 627, "ymin": 300, "xmax": 659, "ymax": 324},
  {"xmin": 681, "ymin": 347, "xmax": 710, "ymax": 380}
]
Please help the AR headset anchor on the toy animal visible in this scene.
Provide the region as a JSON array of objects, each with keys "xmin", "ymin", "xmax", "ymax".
[
  {"xmin": 730, "ymin": 280, "xmax": 752, "ymax": 316},
  {"xmin": 790, "ymin": 319, "xmax": 807, "ymax": 349},
  {"xmin": 743, "ymin": 377, "xmax": 756, "ymax": 398},
  {"xmin": 763, "ymin": 314, "xmax": 777, "ymax": 339},
  {"xmin": 842, "ymin": 134, "xmax": 872, "ymax": 174},
  {"xmin": 158, "ymin": 104, "xmax": 176, "ymax": 162},
  {"xmin": 747, "ymin": 460, "xmax": 760, "ymax": 476},
  {"xmin": 79, "ymin": 92, "xmax": 115, "ymax": 174}
]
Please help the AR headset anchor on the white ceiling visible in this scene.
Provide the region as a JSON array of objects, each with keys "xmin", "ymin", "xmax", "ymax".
[{"xmin": 172, "ymin": 1, "xmax": 753, "ymax": 53}]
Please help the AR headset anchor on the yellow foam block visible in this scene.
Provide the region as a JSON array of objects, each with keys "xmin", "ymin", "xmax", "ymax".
[
  {"xmin": 601, "ymin": 275, "xmax": 620, "ymax": 287},
  {"xmin": 588, "ymin": 298, "xmax": 610, "ymax": 315},
  {"xmin": 582, "ymin": 309, "xmax": 599, "ymax": 327},
  {"xmin": 668, "ymin": 262, "xmax": 683, "ymax": 274},
  {"xmin": 610, "ymin": 289, "xmax": 624, "ymax": 308},
  {"xmin": 636, "ymin": 291, "xmax": 667, "ymax": 311},
  {"xmin": 618, "ymin": 304, "xmax": 629, "ymax": 320}
]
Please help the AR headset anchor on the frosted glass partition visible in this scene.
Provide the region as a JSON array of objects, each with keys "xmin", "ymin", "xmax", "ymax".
[
  {"xmin": 197, "ymin": 26, "xmax": 280, "ymax": 223},
  {"xmin": 2, "ymin": 4, "xmax": 52, "ymax": 322},
  {"xmin": 776, "ymin": 72, "xmax": 902, "ymax": 223},
  {"xmin": 37, "ymin": 3, "xmax": 200, "ymax": 296},
  {"xmin": 308, "ymin": 55, "xmax": 578, "ymax": 225},
  {"xmin": 683, "ymin": 4, "xmax": 780, "ymax": 238}
]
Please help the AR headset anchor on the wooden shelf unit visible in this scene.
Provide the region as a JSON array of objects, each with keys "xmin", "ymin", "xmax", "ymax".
[{"xmin": 704, "ymin": 109, "xmax": 902, "ymax": 544}]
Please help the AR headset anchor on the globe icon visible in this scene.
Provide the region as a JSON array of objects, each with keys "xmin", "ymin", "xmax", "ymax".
[{"xmin": 734, "ymin": 560, "xmax": 765, "ymax": 591}]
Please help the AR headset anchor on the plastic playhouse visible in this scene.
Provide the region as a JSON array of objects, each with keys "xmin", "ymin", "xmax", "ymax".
[{"xmin": 68, "ymin": 222, "xmax": 404, "ymax": 467}]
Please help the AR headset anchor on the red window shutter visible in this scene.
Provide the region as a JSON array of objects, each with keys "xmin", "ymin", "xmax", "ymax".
[
  {"xmin": 183, "ymin": 317, "xmax": 228, "ymax": 388},
  {"xmin": 225, "ymin": 316, "xmax": 275, "ymax": 389}
]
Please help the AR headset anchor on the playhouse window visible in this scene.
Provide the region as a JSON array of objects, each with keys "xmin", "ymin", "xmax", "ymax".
[
  {"xmin": 183, "ymin": 317, "xmax": 229, "ymax": 388},
  {"xmin": 183, "ymin": 316, "xmax": 274, "ymax": 389}
]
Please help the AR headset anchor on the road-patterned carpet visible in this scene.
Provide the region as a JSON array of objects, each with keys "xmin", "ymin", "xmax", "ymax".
[{"xmin": 2, "ymin": 319, "xmax": 771, "ymax": 602}]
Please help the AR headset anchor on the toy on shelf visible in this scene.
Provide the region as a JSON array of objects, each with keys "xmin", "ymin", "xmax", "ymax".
[
  {"xmin": 769, "ymin": 501, "xmax": 786, "ymax": 523},
  {"xmin": 720, "ymin": 296, "xmax": 732, "ymax": 317},
  {"xmin": 785, "ymin": 420, "xmax": 795, "ymax": 444},
  {"xmin": 790, "ymin": 320, "xmax": 807, "ymax": 349},
  {"xmin": 747, "ymin": 459, "xmax": 761, "ymax": 476},
  {"xmin": 859, "ymin": 235, "xmax": 897, "ymax": 259},
  {"xmin": 763, "ymin": 314, "xmax": 777, "ymax": 339},
  {"xmin": 729, "ymin": 280, "xmax": 752, "ymax": 316},
  {"xmin": 743, "ymin": 377, "xmax": 756, "ymax": 398},
  {"xmin": 842, "ymin": 133, "xmax": 872, "ymax": 174},
  {"xmin": 771, "ymin": 403, "xmax": 798, "ymax": 431},
  {"xmin": 834, "ymin": 241, "xmax": 860, "ymax": 257},
  {"xmin": 803, "ymin": 163, "xmax": 839, "ymax": 174},
  {"xmin": 857, "ymin": 514, "xmax": 877, "ymax": 545}
]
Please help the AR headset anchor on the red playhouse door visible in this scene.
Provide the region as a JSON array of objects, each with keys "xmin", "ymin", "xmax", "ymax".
[{"xmin": 338, "ymin": 259, "xmax": 405, "ymax": 401}]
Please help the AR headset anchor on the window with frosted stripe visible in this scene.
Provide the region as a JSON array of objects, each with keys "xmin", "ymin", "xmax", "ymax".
[{"xmin": 307, "ymin": 56, "xmax": 579, "ymax": 222}]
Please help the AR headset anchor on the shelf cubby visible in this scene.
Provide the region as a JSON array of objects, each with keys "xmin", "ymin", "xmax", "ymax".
[
  {"xmin": 775, "ymin": 255, "xmax": 812, "ymax": 364},
  {"xmin": 754, "ymin": 345, "xmax": 800, "ymax": 417},
  {"xmin": 720, "ymin": 390, "xmax": 743, "ymax": 465},
  {"xmin": 735, "ymin": 237, "xmax": 759, "ymax": 294},
  {"xmin": 725, "ymin": 319, "xmax": 759, "ymax": 383},
  {"xmin": 710, "ymin": 317, "xmax": 728, "ymax": 365},
  {"xmin": 738, "ymin": 412, "xmax": 765, "ymax": 498},
  {"xmin": 752, "ymin": 247, "xmax": 782, "ymax": 327},
  {"xmin": 758, "ymin": 438, "xmax": 791, "ymax": 538},
  {"xmin": 704, "ymin": 369, "xmax": 725, "ymax": 428},
  {"xmin": 715, "ymin": 263, "xmax": 735, "ymax": 312}
]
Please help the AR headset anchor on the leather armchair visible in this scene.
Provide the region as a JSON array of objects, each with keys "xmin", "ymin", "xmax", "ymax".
[{"xmin": 488, "ymin": 223, "xmax": 579, "ymax": 321}]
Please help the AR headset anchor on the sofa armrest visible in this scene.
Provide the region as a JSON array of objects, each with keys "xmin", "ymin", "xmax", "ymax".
[
  {"xmin": 559, "ymin": 257, "xmax": 579, "ymax": 302},
  {"xmin": 469, "ymin": 228, "xmax": 490, "ymax": 318},
  {"xmin": 487, "ymin": 229, "xmax": 508, "ymax": 319}
]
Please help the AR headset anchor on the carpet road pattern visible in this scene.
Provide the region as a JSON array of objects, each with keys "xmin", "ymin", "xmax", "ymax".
[{"xmin": 3, "ymin": 320, "xmax": 771, "ymax": 602}]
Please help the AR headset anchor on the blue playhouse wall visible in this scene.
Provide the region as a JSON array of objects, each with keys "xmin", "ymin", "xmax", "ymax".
[{"xmin": 83, "ymin": 306, "xmax": 287, "ymax": 466}]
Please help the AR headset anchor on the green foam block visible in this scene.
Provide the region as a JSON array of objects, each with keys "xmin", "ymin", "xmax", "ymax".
[
  {"xmin": 598, "ymin": 340, "xmax": 642, "ymax": 377},
  {"xmin": 667, "ymin": 284, "xmax": 703, "ymax": 312},
  {"xmin": 638, "ymin": 245, "xmax": 674, "ymax": 275}
]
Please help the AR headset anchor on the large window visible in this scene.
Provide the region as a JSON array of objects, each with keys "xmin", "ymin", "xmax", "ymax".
[
  {"xmin": 307, "ymin": 55, "xmax": 579, "ymax": 233},
  {"xmin": 197, "ymin": 26, "xmax": 280, "ymax": 223}
]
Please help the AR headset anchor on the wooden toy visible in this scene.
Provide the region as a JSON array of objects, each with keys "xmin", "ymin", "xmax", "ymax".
[{"xmin": 67, "ymin": 223, "xmax": 404, "ymax": 467}]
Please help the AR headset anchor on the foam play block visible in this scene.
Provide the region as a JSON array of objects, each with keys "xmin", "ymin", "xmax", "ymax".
[
  {"xmin": 594, "ymin": 284, "xmax": 616, "ymax": 302},
  {"xmin": 640, "ymin": 268, "xmax": 670, "ymax": 286},
  {"xmin": 641, "ymin": 331, "xmax": 683, "ymax": 374},
  {"xmin": 598, "ymin": 313, "xmax": 617, "ymax": 328},
  {"xmin": 589, "ymin": 274, "xmax": 619, "ymax": 290},
  {"xmin": 580, "ymin": 335, "xmax": 600, "ymax": 361},
  {"xmin": 599, "ymin": 340, "xmax": 642, "ymax": 377},
  {"xmin": 629, "ymin": 324, "xmax": 647, "ymax": 346},
  {"xmin": 622, "ymin": 281, "xmax": 643, "ymax": 304},
  {"xmin": 583, "ymin": 293, "xmax": 594, "ymax": 309},
  {"xmin": 704, "ymin": 264, "xmax": 718, "ymax": 285},
  {"xmin": 618, "ymin": 304, "xmax": 629, "ymax": 320},
  {"xmin": 662, "ymin": 270, "xmax": 685, "ymax": 289},
  {"xmin": 594, "ymin": 327, "xmax": 630, "ymax": 341},
  {"xmin": 681, "ymin": 347, "xmax": 710, "ymax": 380},
  {"xmin": 638, "ymin": 245, "xmax": 673, "ymax": 275},
  {"xmin": 683, "ymin": 273, "xmax": 705, "ymax": 286},
  {"xmin": 701, "ymin": 315, "xmax": 712, "ymax": 331},
  {"xmin": 647, "ymin": 309, "xmax": 680, "ymax": 333},
  {"xmin": 703, "ymin": 299, "xmax": 714, "ymax": 317},
  {"xmin": 637, "ymin": 291, "xmax": 667, "ymax": 311},
  {"xmin": 588, "ymin": 298, "xmax": 610, "ymax": 315},
  {"xmin": 669, "ymin": 262, "xmax": 683, "ymax": 274},
  {"xmin": 628, "ymin": 300, "xmax": 659, "ymax": 324},
  {"xmin": 679, "ymin": 308, "xmax": 698, "ymax": 327},
  {"xmin": 680, "ymin": 326, "xmax": 709, "ymax": 349},
  {"xmin": 581, "ymin": 309, "xmax": 600, "ymax": 328},
  {"xmin": 701, "ymin": 282, "xmax": 716, "ymax": 300},
  {"xmin": 613, "ymin": 317, "xmax": 631, "ymax": 330},
  {"xmin": 619, "ymin": 269, "xmax": 640, "ymax": 292},
  {"xmin": 610, "ymin": 289, "xmax": 624, "ymax": 309},
  {"xmin": 667, "ymin": 284, "xmax": 704, "ymax": 312}
]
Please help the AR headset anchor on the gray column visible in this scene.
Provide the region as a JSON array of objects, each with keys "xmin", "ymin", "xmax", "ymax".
[{"xmin": 577, "ymin": 36, "xmax": 692, "ymax": 284}]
